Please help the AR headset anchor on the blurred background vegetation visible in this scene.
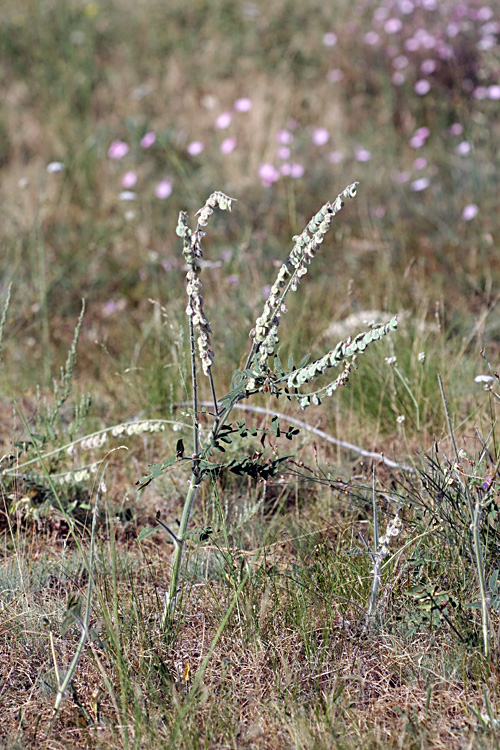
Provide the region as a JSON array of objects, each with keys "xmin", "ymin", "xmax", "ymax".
[{"xmin": 0, "ymin": 0, "xmax": 498, "ymax": 511}]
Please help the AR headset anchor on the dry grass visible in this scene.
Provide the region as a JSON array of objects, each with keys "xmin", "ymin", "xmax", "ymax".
[{"xmin": 2, "ymin": 523, "xmax": 499, "ymax": 749}]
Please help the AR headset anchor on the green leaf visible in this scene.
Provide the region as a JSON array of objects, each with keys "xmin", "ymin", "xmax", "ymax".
[
  {"xmin": 136, "ymin": 454, "xmax": 178, "ymax": 490},
  {"xmin": 274, "ymin": 354, "xmax": 284, "ymax": 376},
  {"xmin": 298, "ymin": 353, "xmax": 311, "ymax": 369},
  {"xmin": 288, "ymin": 353, "xmax": 294, "ymax": 371},
  {"xmin": 137, "ymin": 526, "xmax": 159, "ymax": 542},
  {"xmin": 489, "ymin": 569, "xmax": 499, "ymax": 592},
  {"xmin": 271, "ymin": 414, "xmax": 280, "ymax": 437}
]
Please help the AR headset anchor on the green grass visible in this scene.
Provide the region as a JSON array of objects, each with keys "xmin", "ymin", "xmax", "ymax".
[{"xmin": 2, "ymin": 0, "xmax": 500, "ymax": 747}]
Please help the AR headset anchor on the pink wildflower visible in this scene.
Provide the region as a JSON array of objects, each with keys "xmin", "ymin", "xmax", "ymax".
[
  {"xmin": 462, "ymin": 204, "xmax": 478, "ymax": 221},
  {"xmin": 215, "ymin": 112, "xmax": 232, "ymax": 129},
  {"xmin": 122, "ymin": 170, "xmax": 137, "ymax": 189},
  {"xmin": 220, "ymin": 137, "xmax": 237, "ymax": 155},
  {"xmin": 155, "ymin": 179, "xmax": 172, "ymax": 199},
  {"xmin": 187, "ymin": 141, "xmax": 204, "ymax": 156},
  {"xmin": 140, "ymin": 132, "xmax": 156, "ymax": 148},
  {"xmin": 234, "ymin": 98, "xmax": 252, "ymax": 112},
  {"xmin": 108, "ymin": 140, "xmax": 129, "ymax": 159}
]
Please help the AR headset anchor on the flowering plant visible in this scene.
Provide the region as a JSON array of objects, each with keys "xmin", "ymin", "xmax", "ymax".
[{"xmin": 136, "ymin": 183, "xmax": 398, "ymax": 628}]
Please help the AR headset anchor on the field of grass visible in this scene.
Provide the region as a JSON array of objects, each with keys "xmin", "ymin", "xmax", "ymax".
[{"xmin": 2, "ymin": 0, "xmax": 500, "ymax": 747}]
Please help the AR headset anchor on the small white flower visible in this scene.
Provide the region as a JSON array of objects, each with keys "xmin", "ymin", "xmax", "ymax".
[
  {"xmin": 385, "ymin": 356, "xmax": 397, "ymax": 367},
  {"xmin": 474, "ymin": 375, "xmax": 494, "ymax": 383},
  {"xmin": 396, "ymin": 415, "xmax": 405, "ymax": 424},
  {"xmin": 418, "ymin": 351, "xmax": 426, "ymax": 363},
  {"xmin": 47, "ymin": 161, "xmax": 65, "ymax": 173}
]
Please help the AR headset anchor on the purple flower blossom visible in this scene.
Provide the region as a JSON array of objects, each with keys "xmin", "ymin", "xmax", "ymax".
[
  {"xmin": 436, "ymin": 42, "xmax": 453, "ymax": 60},
  {"xmin": 328, "ymin": 150, "xmax": 344, "ymax": 164},
  {"xmin": 392, "ymin": 72, "xmax": 406, "ymax": 86},
  {"xmin": 227, "ymin": 274, "xmax": 239, "ymax": 287},
  {"xmin": 473, "ymin": 86, "xmax": 488, "ymax": 100},
  {"xmin": 364, "ymin": 31, "xmax": 380, "ymax": 45},
  {"xmin": 399, "ymin": 0, "xmax": 415, "ymax": 13},
  {"xmin": 385, "ymin": 18, "xmax": 403, "ymax": 34},
  {"xmin": 405, "ymin": 37, "xmax": 420, "ymax": 52},
  {"xmin": 354, "ymin": 147, "xmax": 372, "ymax": 162},
  {"xmin": 421, "ymin": 58, "xmax": 437, "ymax": 74},
  {"xmin": 455, "ymin": 140, "xmax": 471, "ymax": 155},
  {"xmin": 280, "ymin": 163, "xmax": 292, "ymax": 176},
  {"xmin": 374, "ymin": 7, "xmax": 389, "ymax": 22},
  {"xmin": 122, "ymin": 170, "xmax": 137, "ymax": 189},
  {"xmin": 482, "ymin": 476, "xmax": 493, "ymax": 492},
  {"xmin": 462, "ymin": 203, "xmax": 478, "ymax": 221},
  {"xmin": 411, "ymin": 177, "xmax": 430, "ymax": 191},
  {"xmin": 322, "ymin": 32, "xmax": 337, "ymax": 47},
  {"xmin": 393, "ymin": 55, "xmax": 409, "ymax": 70},
  {"xmin": 258, "ymin": 163, "xmax": 280, "ymax": 187},
  {"xmin": 187, "ymin": 141, "xmax": 204, "ymax": 156},
  {"xmin": 277, "ymin": 130, "xmax": 293, "ymax": 145},
  {"xmin": 140, "ymin": 132, "xmax": 156, "ymax": 148},
  {"xmin": 410, "ymin": 127, "xmax": 430, "ymax": 148},
  {"xmin": 215, "ymin": 112, "xmax": 232, "ymax": 129},
  {"xmin": 155, "ymin": 179, "xmax": 172, "ymax": 199},
  {"xmin": 103, "ymin": 301, "xmax": 117, "ymax": 315},
  {"xmin": 477, "ymin": 37, "xmax": 496, "ymax": 51},
  {"xmin": 290, "ymin": 163, "xmax": 304, "ymax": 179},
  {"xmin": 478, "ymin": 7, "xmax": 493, "ymax": 21},
  {"xmin": 488, "ymin": 85, "xmax": 500, "ymax": 100},
  {"xmin": 108, "ymin": 140, "xmax": 129, "ymax": 159},
  {"xmin": 312, "ymin": 128, "xmax": 330, "ymax": 146},
  {"xmin": 414, "ymin": 80, "xmax": 431, "ymax": 95},
  {"xmin": 413, "ymin": 157, "xmax": 427, "ymax": 170},
  {"xmin": 220, "ymin": 137, "xmax": 237, "ymax": 155},
  {"xmin": 234, "ymin": 97, "xmax": 252, "ymax": 112},
  {"xmin": 449, "ymin": 123, "xmax": 463, "ymax": 136},
  {"xmin": 277, "ymin": 146, "xmax": 291, "ymax": 160}
]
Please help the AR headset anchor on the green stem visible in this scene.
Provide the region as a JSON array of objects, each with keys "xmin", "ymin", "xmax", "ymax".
[
  {"xmin": 161, "ymin": 471, "xmax": 200, "ymax": 629},
  {"xmin": 394, "ymin": 365, "xmax": 420, "ymax": 434},
  {"xmin": 472, "ymin": 497, "xmax": 490, "ymax": 658}
]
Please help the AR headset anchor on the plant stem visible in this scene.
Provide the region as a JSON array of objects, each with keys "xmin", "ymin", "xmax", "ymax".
[
  {"xmin": 161, "ymin": 317, "xmax": 202, "ymax": 629},
  {"xmin": 472, "ymin": 495, "xmax": 490, "ymax": 658}
]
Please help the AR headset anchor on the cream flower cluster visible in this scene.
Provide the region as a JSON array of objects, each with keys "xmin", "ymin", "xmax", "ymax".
[
  {"xmin": 110, "ymin": 420, "xmax": 166, "ymax": 437},
  {"xmin": 286, "ymin": 316, "xmax": 398, "ymax": 410},
  {"xmin": 251, "ymin": 183, "xmax": 359, "ymax": 369},
  {"xmin": 195, "ymin": 191, "xmax": 234, "ymax": 226},
  {"xmin": 376, "ymin": 514, "xmax": 403, "ymax": 560},
  {"xmin": 288, "ymin": 317, "xmax": 397, "ymax": 390},
  {"xmin": 55, "ymin": 462, "xmax": 100, "ymax": 486},
  {"xmin": 177, "ymin": 193, "xmax": 234, "ymax": 376}
]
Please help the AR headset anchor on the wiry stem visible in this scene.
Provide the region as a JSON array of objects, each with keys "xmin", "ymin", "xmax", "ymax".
[{"xmin": 161, "ymin": 193, "xmax": 234, "ymax": 628}]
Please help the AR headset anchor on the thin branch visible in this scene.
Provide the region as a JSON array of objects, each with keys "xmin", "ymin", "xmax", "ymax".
[{"xmin": 189, "ymin": 401, "xmax": 416, "ymax": 473}]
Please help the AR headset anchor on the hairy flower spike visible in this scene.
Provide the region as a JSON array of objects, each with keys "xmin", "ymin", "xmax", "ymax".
[
  {"xmin": 282, "ymin": 316, "xmax": 397, "ymax": 410},
  {"xmin": 251, "ymin": 183, "xmax": 359, "ymax": 366},
  {"xmin": 196, "ymin": 191, "xmax": 235, "ymax": 226},
  {"xmin": 180, "ymin": 193, "xmax": 235, "ymax": 377}
]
